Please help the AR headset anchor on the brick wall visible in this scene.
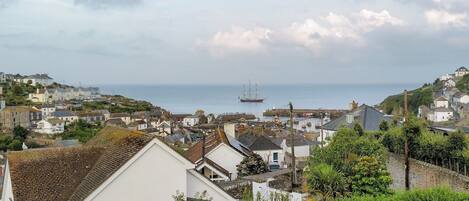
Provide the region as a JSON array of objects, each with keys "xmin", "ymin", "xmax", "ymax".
[{"xmin": 387, "ymin": 153, "xmax": 469, "ymax": 192}]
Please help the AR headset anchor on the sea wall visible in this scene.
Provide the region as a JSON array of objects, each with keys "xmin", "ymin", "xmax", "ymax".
[{"xmin": 387, "ymin": 153, "xmax": 469, "ymax": 192}]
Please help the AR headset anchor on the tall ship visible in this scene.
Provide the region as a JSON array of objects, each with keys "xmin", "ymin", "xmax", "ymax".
[{"xmin": 239, "ymin": 81, "xmax": 264, "ymax": 103}]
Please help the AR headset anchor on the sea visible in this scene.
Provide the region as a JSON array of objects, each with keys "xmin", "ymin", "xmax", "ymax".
[{"xmin": 99, "ymin": 84, "xmax": 421, "ymax": 117}]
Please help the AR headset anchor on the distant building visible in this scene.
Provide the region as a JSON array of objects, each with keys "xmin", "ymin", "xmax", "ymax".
[
  {"xmin": 79, "ymin": 112, "xmax": 105, "ymax": 123},
  {"xmin": 427, "ymin": 107, "xmax": 454, "ymax": 122},
  {"xmin": 0, "ymin": 72, "xmax": 6, "ymax": 83},
  {"xmin": 321, "ymin": 104, "xmax": 393, "ymax": 144},
  {"xmin": 34, "ymin": 104, "xmax": 56, "ymax": 119},
  {"xmin": 28, "ymin": 87, "xmax": 101, "ymax": 103},
  {"xmin": 34, "ymin": 118, "xmax": 65, "ymax": 134},
  {"xmin": 110, "ymin": 113, "xmax": 131, "ymax": 125},
  {"xmin": 443, "ymin": 79, "xmax": 456, "ymax": 88},
  {"xmin": 18, "ymin": 74, "xmax": 53, "ymax": 86},
  {"xmin": 52, "ymin": 110, "xmax": 79, "ymax": 125},
  {"xmin": 453, "ymin": 92, "xmax": 469, "ymax": 105},
  {"xmin": 434, "ymin": 96, "xmax": 449, "ymax": 108},
  {"xmin": 440, "ymin": 74, "xmax": 454, "ymax": 81},
  {"xmin": 455, "ymin": 66, "xmax": 469, "ymax": 77},
  {"xmin": 183, "ymin": 115, "xmax": 200, "ymax": 127},
  {"xmin": 0, "ymin": 106, "xmax": 31, "ymax": 129}
]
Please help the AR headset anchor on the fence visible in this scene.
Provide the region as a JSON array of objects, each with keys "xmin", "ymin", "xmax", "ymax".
[{"xmin": 252, "ymin": 181, "xmax": 305, "ymax": 201}]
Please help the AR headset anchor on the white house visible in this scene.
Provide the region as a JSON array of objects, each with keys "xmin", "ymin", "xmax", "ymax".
[
  {"xmin": 19, "ymin": 74, "xmax": 53, "ymax": 86},
  {"xmin": 183, "ymin": 115, "xmax": 200, "ymax": 127},
  {"xmin": 156, "ymin": 120, "xmax": 172, "ymax": 134},
  {"xmin": 238, "ymin": 135, "xmax": 284, "ymax": 169},
  {"xmin": 427, "ymin": 108, "xmax": 454, "ymax": 122},
  {"xmin": 443, "ymin": 79, "xmax": 456, "ymax": 88},
  {"xmin": 185, "ymin": 130, "xmax": 250, "ymax": 181},
  {"xmin": 1, "ymin": 127, "xmax": 237, "ymax": 201},
  {"xmin": 440, "ymin": 74, "xmax": 454, "ymax": 81},
  {"xmin": 453, "ymin": 93, "xmax": 469, "ymax": 104},
  {"xmin": 434, "ymin": 96, "xmax": 449, "ymax": 108},
  {"xmin": 33, "ymin": 118, "xmax": 65, "ymax": 134},
  {"xmin": 52, "ymin": 110, "xmax": 79, "ymax": 125},
  {"xmin": 321, "ymin": 104, "xmax": 392, "ymax": 144},
  {"xmin": 110, "ymin": 113, "xmax": 132, "ymax": 125},
  {"xmin": 455, "ymin": 66, "xmax": 469, "ymax": 77}
]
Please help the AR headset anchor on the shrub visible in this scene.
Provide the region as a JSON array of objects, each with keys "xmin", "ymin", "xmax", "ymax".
[{"xmin": 237, "ymin": 153, "xmax": 269, "ymax": 177}]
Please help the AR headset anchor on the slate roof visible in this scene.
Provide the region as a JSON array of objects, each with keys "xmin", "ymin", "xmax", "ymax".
[
  {"xmin": 322, "ymin": 104, "xmax": 392, "ymax": 131},
  {"xmin": 52, "ymin": 110, "xmax": 76, "ymax": 117},
  {"xmin": 238, "ymin": 134, "xmax": 282, "ymax": 151},
  {"xmin": 185, "ymin": 130, "xmax": 250, "ymax": 163},
  {"xmin": 456, "ymin": 66, "xmax": 468, "ymax": 72}
]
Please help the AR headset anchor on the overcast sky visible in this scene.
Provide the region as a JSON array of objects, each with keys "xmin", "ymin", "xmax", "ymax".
[{"xmin": 1, "ymin": 0, "xmax": 468, "ymax": 85}]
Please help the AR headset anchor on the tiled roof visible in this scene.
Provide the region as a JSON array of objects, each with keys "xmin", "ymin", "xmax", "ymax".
[
  {"xmin": 52, "ymin": 110, "xmax": 76, "ymax": 117},
  {"xmin": 69, "ymin": 133, "xmax": 154, "ymax": 201},
  {"xmin": 110, "ymin": 113, "xmax": 130, "ymax": 118},
  {"xmin": 0, "ymin": 106, "xmax": 31, "ymax": 113},
  {"xmin": 435, "ymin": 96, "xmax": 448, "ymax": 101},
  {"xmin": 7, "ymin": 147, "xmax": 105, "ymax": 201},
  {"xmin": 7, "ymin": 126, "xmax": 154, "ymax": 201}
]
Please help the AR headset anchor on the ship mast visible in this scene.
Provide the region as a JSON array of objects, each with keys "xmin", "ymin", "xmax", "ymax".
[{"xmin": 248, "ymin": 80, "xmax": 252, "ymax": 99}]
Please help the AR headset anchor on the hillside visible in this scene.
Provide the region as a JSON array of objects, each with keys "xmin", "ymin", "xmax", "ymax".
[
  {"xmin": 456, "ymin": 74, "xmax": 469, "ymax": 93},
  {"xmin": 379, "ymin": 84, "xmax": 434, "ymax": 115}
]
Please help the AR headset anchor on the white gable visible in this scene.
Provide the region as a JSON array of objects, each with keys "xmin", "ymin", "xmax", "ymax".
[
  {"xmin": 86, "ymin": 142, "xmax": 191, "ymax": 201},
  {"xmin": 206, "ymin": 143, "xmax": 245, "ymax": 180}
]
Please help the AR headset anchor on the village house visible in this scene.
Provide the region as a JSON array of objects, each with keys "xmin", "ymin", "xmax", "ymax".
[
  {"xmin": 0, "ymin": 106, "xmax": 31, "ymax": 130},
  {"xmin": 321, "ymin": 104, "xmax": 393, "ymax": 144},
  {"xmin": 455, "ymin": 66, "xmax": 469, "ymax": 77},
  {"xmin": 172, "ymin": 113, "xmax": 192, "ymax": 123},
  {"xmin": 104, "ymin": 118, "xmax": 127, "ymax": 128},
  {"xmin": 29, "ymin": 87, "xmax": 101, "ymax": 103},
  {"xmin": 34, "ymin": 104, "xmax": 56, "ymax": 119},
  {"xmin": 238, "ymin": 134, "xmax": 284, "ymax": 170},
  {"xmin": 78, "ymin": 112, "xmax": 105, "ymax": 123},
  {"xmin": 185, "ymin": 130, "xmax": 250, "ymax": 181},
  {"xmin": 183, "ymin": 115, "xmax": 200, "ymax": 127},
  {"xmin": 0, "ymin": 72, "xmax": 6, "ymax": 83},
  {"xmin": 427, "ymin": 107, "xmax": 454, "ymax": 122},
  {"xmin": 29, "ymin": 107, "xmax": 43, "ymax": 125},
  {"xmin": 443, "ymin": 79, "xmax": 456, "ymax": 88},
  {"xmin": 453, "ymin": 92, "xmax": 469, "ymax": 105},
  {"xmin": 33, "ymin": 118, "xmax": 65, "ymax": 134},
  {"xmin": 17, "ymin": 74, "xmax": 53, "ymax": 86},
  {"xmin": 1, "ymin": 127, "xmax": 237, "ymax": 201},
  {"xmin": 434, "ymin": 96, "xmax": 449, "ymax": 108},
  {"xmin": 110, "ymin": 113, "xmax": 132, "ymax": 125},
  {"xmin": 418, "ymin": 105, "xmax": 431, "ymax": 119},
  {"xmin": 440, "ymin": 73, "xmax": 454, "ymax": 81},
  {"xmin": 156, "ymin": 120, "xmax": 172, "ymax": 134},
  {"xmin": 128, "ymin": 120, "xmax": 148, "ymax": 131},
  {"xmin": 52, "ymin": 110, "xmax": 79, "ymax": 125}
]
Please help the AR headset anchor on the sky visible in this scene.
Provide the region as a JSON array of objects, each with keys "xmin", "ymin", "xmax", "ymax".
[{"xmin": 0, "ymin": 0, "xmax": 468, "ymax": 85}]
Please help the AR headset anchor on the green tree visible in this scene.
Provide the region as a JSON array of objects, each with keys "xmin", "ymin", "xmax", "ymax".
[
  {"xmin": 305, "ymin": 163, "xmax": 347, "ymax": 200},
  {"xmin": 7, "ymin": 139, "xmax": 22, "ymax": 151},
  {"xmin": 237, "ymin": 153, "xmax": 268, "ymax": 177},
  {"xmin": 351, "ymin": 156, "xmax": 392, "ymax": 196},
  {"xmin": 13, "ymin": 126, "xmax": 29, "ymax": 140},
  {"xmin": 353, "ymin": 123, "xmax": 365, "ymax": 136},
  {"xmin": 447, "ymin": 131, "xmax": 466, "ymax": 155},
  {"xmin": 379, "ymin": 121, "xmax": 389, "ymax": 132}
]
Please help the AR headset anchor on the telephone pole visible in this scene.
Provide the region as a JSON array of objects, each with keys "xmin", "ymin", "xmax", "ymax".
[
  {"xmin": 320, "ymin": 112, "xmax": 324, "ymax": 148},
  {"xmin": 289, "ymin": 102, "xmax": 298, "ymax": 188},
  {"xmin": 404, "ymin": 90, "xmax": 410, "ymax": 190}
]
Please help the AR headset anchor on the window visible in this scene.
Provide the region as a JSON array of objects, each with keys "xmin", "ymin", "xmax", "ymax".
[{"xmin": 273, "ymin": 152, "xmax": 279, "ymax": 162}]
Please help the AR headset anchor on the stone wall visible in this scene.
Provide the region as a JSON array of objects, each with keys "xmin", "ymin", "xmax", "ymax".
[{"xmin": 387, "ymin": 153, "xmax": 469, "ymax": 192}]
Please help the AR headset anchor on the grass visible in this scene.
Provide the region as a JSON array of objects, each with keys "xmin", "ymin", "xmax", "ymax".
[{"xmin": 338, "ymin": 188, "xmax": 469, "ymax": 201}]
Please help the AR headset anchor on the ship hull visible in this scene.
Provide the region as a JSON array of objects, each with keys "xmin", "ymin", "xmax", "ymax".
[{"xmin": 240, "ymin": 98, "xmax": 264, "ymax": 103}]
